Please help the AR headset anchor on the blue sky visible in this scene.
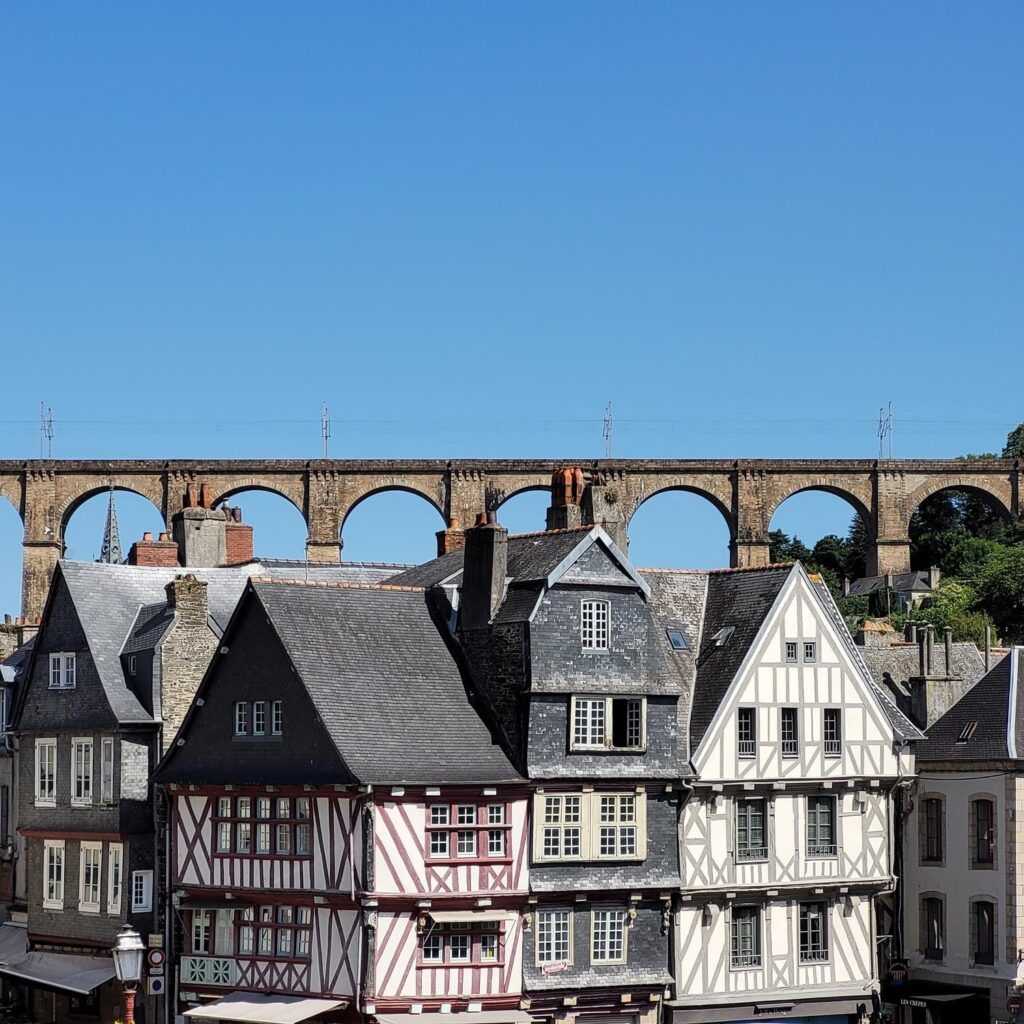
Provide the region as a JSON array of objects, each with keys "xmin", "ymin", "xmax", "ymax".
[{"xmin": 2, "ymin": 3, "xmax": 1022, "ymax": 614}]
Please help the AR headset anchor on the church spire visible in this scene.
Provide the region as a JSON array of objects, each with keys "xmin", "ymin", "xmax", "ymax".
[{"xmin": 99, "ymin": 487, "xmax": 123, "ymax": 564}]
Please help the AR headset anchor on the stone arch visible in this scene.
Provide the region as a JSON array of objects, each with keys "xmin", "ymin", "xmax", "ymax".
[
  {"xmin": 766, "ymin": 482, "xmax": 874, "ymax": 530},
  {"xmin": 339, "ymin": 485, "xmax": 446, "ymax": 564},
  {"xmin": 0, "ymin": 493, "xmax": 24, "ymax": 617},
  {"xmin": 485, "ymin": 475, "xmax": 552, "ymax": 515},
  {"xmin": 906, "ymin": 479, "xmax": 1013, "ymax": 531},
  {"xmin": 209, "ymin": 478, "xmax": 306, "ymax": 519},
  {"xmin": 626, "ymin": 485, "xmax": 735, "ymax": 568},
  {"xmin": 629, "ymin": 484, "xmax": 735, "ymax": 538},
  {"xmin": 494, "ymin": 485, "xmax": 551, "ymax": 535},
  {"xmin": 340, "ymin": 484, "xmax": 446, "ymax": 535},
  {"xmin": 58, "ymin": 481, "xmax": 166, "ymax": 536}
]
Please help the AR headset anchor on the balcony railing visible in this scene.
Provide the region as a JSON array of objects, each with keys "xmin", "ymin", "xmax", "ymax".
[
  {"xmin": 180, "ymin": 957, "xmax": 239, "ymax": 987},
  {"xmin": 824, "ymin": 740, "xmax": 842, "ymax": 757},
  {"xmin": 737, "ymin": 846, "xmax": 768, "ymax": 861},
  {"xmin": 807, "ymin": 843, "xmax": 837, "ymax": 858},
  {"xmin": 799, "ymin": 948, "xmax": 829, "ymax": 963},
  {"xmin": 781, "ymin": 740, "xmax": 798, "ymax": 757},
  {"xmin": 737, "ymin": 740, "xmax": 756, "ymax": 758},
  {"xmin": 731, "ymin": 953, "xmax": 762, "ymax": 969}
]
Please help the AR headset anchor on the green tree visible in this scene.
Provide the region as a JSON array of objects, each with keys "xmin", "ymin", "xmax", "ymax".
[
  {"xmin": 1003, "ymin": 422, "xmax": 1024, "ymax": 458},
  {"xmin": 976, "ymin": 547, "xmax": 1024, "ymax": 643},
  {"xmin": 768, "ymin": 529, "xmax": 813, "ymax": 563}
]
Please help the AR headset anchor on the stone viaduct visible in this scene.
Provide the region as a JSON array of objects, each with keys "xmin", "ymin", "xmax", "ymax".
[{"xmin": 1, "ymin": 458, "xmax": 1020, "ymax": 619}]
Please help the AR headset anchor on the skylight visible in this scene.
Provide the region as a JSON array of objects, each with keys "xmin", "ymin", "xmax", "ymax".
[
  {"xmin": 666, "ymin": 628, "xmax": 689, "ymax": 651},
  {"xmin": 712, "ymin": 626, "xmax": 735, "ymax": 647},
  {"xmin": 956, "ymin": 721, "xmax": 978, "ymax": 744}
]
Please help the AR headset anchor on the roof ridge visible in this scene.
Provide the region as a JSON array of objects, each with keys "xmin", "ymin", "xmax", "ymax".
[
  {"xmin": 257, "ymin": 556, "xmax": 415, "ymax": 568},
  {"xmin": 250, "ymin": 576, "xmax": 425, "ymax": 593},
  {"xmin": 707, "ymin": 562, "xmax": 795, "ymax": 575},
  {"xmin": 638, "ymin": 567, "xmax": 708, "ymax": 575},
  {"xmin": 507, "ymin": 526, "xmax": 594, "ymax": 540}
]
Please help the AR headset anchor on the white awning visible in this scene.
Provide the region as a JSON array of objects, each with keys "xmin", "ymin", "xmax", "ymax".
[
  {"xmin": 0, "ymin": 923, "xmax": 28, "ymax": 965},
  {"xmin": 0, "ymin": 951, "xmax": 115, "ymax": 995},
  {"xmin": 427, "ymin": 910, "xmax": 516, "ymax": 925},
  {"xmin": 184, "ymin": 993, "xmax": 347, "ymax": 1023},
  {"xmin": 375, "ymin": 1013, "xmax": 534, "ymax": 1024}
]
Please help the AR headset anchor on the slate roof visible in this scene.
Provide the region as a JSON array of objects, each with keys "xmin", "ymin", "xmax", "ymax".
[
  {"xmin": 250, "ymin": 580, "xmax": 521, "ymax": 784},
  {"xmin": 526, "ymin": 966, "xmax": 673, "ymax": 991},
  {"xmin": 1, "ymin": 635, "xmax": 35, "ymax": 679},
  {"xmin": 121, "ymin": 603, "xmax": 175, "ymax": 655},
  {"xmin": 258, "ymin": 559, "xmax": 409, "ymax": 584},
  {"xmin": 689, "ymin": 565, "xmax": 793, "ymax": 750},
  {"xmin": 858, "ymin": 639, "xmax": 987, "ymax": 710},
  {"xmin": 848, "ymin": 569, "xmax": 936, "ymax": 597},
  {"xmin": 919, "ymin": 648, "xmax": 1023, "ymax": 761}
]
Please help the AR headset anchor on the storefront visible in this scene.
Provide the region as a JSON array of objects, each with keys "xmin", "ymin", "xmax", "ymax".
[{"xmin": 667, "ymin": 994, "xmax": 873, "ymax": 1023}]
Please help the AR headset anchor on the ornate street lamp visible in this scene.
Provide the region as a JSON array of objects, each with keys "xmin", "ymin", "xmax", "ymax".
[{"xmin": 111, "ymin": 924, "xmax": 145, "ymax": 1024}]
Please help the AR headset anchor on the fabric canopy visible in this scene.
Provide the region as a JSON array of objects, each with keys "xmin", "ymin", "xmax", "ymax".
[
  {"xmin": 427, "ymin": 910, "xmax": 516, "ymax": 925},
  {"xmin": 184, "ymin": 993, "xmax": 347, "ymax": 1023},
  {"xmin": 0, "ymin": 951, "xmax": 115, "ymax": 995},
  {"xmin": 0, "ymin": 923, "xmax": 28, "ymax": 965},
  {"xmin": 375, "ymin": 1013, "xmax": 534, "ymax": 1024}
]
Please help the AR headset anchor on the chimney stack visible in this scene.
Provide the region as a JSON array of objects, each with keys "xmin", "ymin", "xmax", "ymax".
[
  {"xmin": 436, "ymin": 516, "xmax": 467, "ymax": 557},
  {"xmin": 944, "ymin": 627, "xmax": 953, "ymax": 676},
  {"xmin": 918, "ymin": 629, "xmax": 927, "ymax": 677},
  {"xmin": 165, "ymin": 574, "xmax": 209, "ymax": 627},
  {"xmin": 546, "ymin": 467, "xmax": 584, "ymax": 531},
  {"xmin": 129, "ymin": 530, "xmax": 180, "ymax": 567},
  {"xmin": 985, "ymin": 625, "xmax": 992, "ymax": 671},
  {"xmin": 930, "ymin": 565, "xmax": 941, "ymax": 589},
  {"xmin": 581, "ymin": 471, "xmax": 628, "ymax": 551},
  {"xmin": 224, "ymin": 507, "xmax": 254, "ymax": 564},
  {"xmin": 841, "ymin": 577, "xmax": 850, "ymax": 598},
  {"xmin": 925, "ymin": 624, "xmax": 935, "ymax": 675},
  {"xmin": 460, "ymin": 512, "xmax": 508, "ymax": 629}
]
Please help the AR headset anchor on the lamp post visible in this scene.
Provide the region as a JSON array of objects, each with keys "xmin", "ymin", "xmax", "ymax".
[{"xmin": 111, "ymin": 924, "xmax": 145, "ymax": 1024}]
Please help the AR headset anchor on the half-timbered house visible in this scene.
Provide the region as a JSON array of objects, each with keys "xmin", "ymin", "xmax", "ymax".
[
  {"xmin": 154, "ymin": 577, "xmax": 529, "ymax": 1024},
  {"xmin": 669, "ymin": 564, "xmax": 922, "ymax": 1024}
]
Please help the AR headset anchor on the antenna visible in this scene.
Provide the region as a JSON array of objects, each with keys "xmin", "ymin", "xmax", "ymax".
[
  {"xmin": 888, "ymin": 401, "xmax": 894, "ymax": 460},
  {"xmin": 877, "ymin": 403, "xmax": 893, "ymax": 461},
  {"xmin": 39, "ymin": 402, "xmax": 54, "ymax": 459},
  {"xmin": 602, "ymin": 402, "xmax": 613, "ymax": 459},
  {"xmin": 321, "ymin": 402, "xmax": 331, "ymax": 459}
]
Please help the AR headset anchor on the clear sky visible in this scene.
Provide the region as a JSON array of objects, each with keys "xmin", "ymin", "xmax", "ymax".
[{"xmin": 2, "ymin": 3, "xmax": 1022, "ymax": 614}]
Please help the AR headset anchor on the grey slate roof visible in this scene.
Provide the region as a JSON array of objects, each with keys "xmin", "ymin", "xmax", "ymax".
[
  {"xmin": 848, "ymin": 570, "xmax": 936, "ymax": 597},
  {"xmin": 526, "ymin": 966, "xmax": 673, "ymax": 991},
  {"xmin": 859, "ymin": 638, "xmax": 987, "ymax": 710},
  {"xmin": 251, "ymin": 580, "xmax": 521, "ymax": 784},
  {"xmin": 1, "ymin": 635, "xmax": 35, "ymax": 679},
  {"xmin": 121, "ymin": 603, "xmax": 175, "ymax": 655},
  {"xmin": 689, "ymin": 565, "xmax": 793, "ymax": 750},
  {"xmin": 919, "ymin": 648, "xmax": 1022, "ymax": 761},
  {"xmin": 258, "ymin": 558, "xmax": 410, "ymax": 584}
]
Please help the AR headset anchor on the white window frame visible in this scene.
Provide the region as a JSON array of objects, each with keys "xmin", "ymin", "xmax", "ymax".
[
  {"xmin": 43, "ymin": 839, "xmax": 64, "ymax": 910},
  {"xmin": 535, "ymin": 908, "xmax": 573, "ymax": 967},
  {"xmin": 534, "ymin": 791, "xmax": 647, "ymax": 863},
  {"xmin": 34, "ymin": 738, "xmax": 57, "ymax": 807},
  {"xmin": 71, "ymin": 737, "xmax": 93, "ymax": 806},
  {"xmin": 580, "ymin": 600, "xmax": 610, "ymax": 651},
  {"xmin": 79, "ymin": 841, "xmax": 102, "ymax": 913},
  {"xmin": 253, "ymin": 701, "xmax": 266, "ymax": 737},
  {"xmin": 48, "ymin": 652, "xmax": 76, "ymax": 690},
  {"xmin": 107, "ymin": 843, "xmax": 123, "ymax": 915},
  {"xmin": 132, "ymin": 870, "xmax": 153, "ymax": 913},
  {"xmin": 590, "ymin": 907, "xmax": 628, "ymax": 964},
  {"xmin": 569, "ymin": 695, "xmax": 646, "ymax": 752},
  {"xmin": 100, "ymin": 737, "xmax": 115, "ymax": 803},
  {"xmin": 234, "ymin": 702, "xmax": 248, "ymax": 736},
  {"xmin": 271, "ymin": 700, "xmax": 283, "ymax": 736}
]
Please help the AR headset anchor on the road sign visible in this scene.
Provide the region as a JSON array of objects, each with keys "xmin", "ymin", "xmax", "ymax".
[
  {"xmin": 148, "ymin": 947, "xmax": 166, "ymax": 968},
  {"xmin": 1008, "ymin": 996, "xmax": 1021, "ymax": 1014}
]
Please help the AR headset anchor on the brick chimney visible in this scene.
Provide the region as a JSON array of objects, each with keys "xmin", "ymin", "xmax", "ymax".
[
  {"xmin": 460, "ymin": 512, "xmax": 508, "ymax": 629},
  {"xmin": 171, "ymin": 484, "xmax": 230, "ymax": 567},
  {"xmin": 436, "ymin": 516, "xmax": 467, "ymax": 557},
  {"xmin": 224, "ymin": 507, "xmax": 254, "ymax": 564},
  {"xmin": 129, "ymin": 531, "xmax": 180, "ymax": 567},
  {"xmin": 165, "ymin": 574, "xmax": 209, "ymax": 627},
  {"xmin": 546, "ymin": 467, "xmax": 584, "ymax": 531}
]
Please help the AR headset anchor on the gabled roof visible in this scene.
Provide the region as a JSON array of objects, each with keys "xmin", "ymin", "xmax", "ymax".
[
  {"xmin": 257, "ymin": 558, "xmax": 410, "ymax": 584},
  {"xmin": 689, "ymin": 565, "xmax": 794, "ymax": 749},
  {"xmin": 248, "ymin": 580, "xmax": 521, "ymax": 784},
  {"xmin": 920, "ymin": 648, "xmax": 1023, "ymax": 761},
  {"xmin": 848, "ymin": 570, "xmax": 937, "ymax": 597}
]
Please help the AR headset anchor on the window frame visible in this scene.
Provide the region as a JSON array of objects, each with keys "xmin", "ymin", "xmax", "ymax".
[
  {"xmin": 799, "ymin": 901, "xmax": 829, "ymax": 963},
  {"xmin": 78, "ymin": 841, "xmax": 102, "ymax": 913},
  {"xmin": 971, "ymin": 797, "xmax": 996, "ymax": 868},
  {"xmin": 972, "ymin": 899, "xmax": 995, "ymax": 967},
  {"xmin": 806, "ymin": 795, "xmax": 837, "ymax": 858},
  {"xmin": 785, "ymin": 641, "xmax": 798, "ymax": 664},
  {"xmin": 780, "ymin": 707, "xmax": 799, "ymax": 758},
  {"xmin": 731, "ymin": 905, "xmax": 762, "ymax": 969},
  {"xmin": 100, "ymin": 737, "xmax": 115, "ymax": 804},
  {"xmin": 533, "ymin": 790, "xmax": 647, "ymax": 863},
  {"xmin": 921, "ymin": 796, "xmax": 944, "ymax": 864},
  {"xmin": 737, "ymin": 707, "xmax": 756, "ymax": 759},
  {"xmin": 922, "ymin": 895, "xmax": 944, "ymax": 960},
  {"xmin": 42, "ymin": 839, "xmax": 64, "ymax": 910},
  {"xmin": 213, "ymin": 795, "xmax": 312, "ymax": 860},
  {"xmin": 252, "ymin": 701, "xmax": 267, "ymax": 737},
  {"xmin": 735, "ymin": 797, "xmax": 768, "ymax": 862},
  {"xmin": 425, "ymin": 800, "xmax": 512, "ymax": 865},
  {"xmin": 823, "ymin": 708, "xmax": 842, "ymax": 758},
  {"xmin": 106, "ymin": 842, "xmax": 123, "ymax": 916},
  {"xmin": 569, "ymin": 695, "xmax": 646, "ymax": 753},
  {"xmin": 71, "ymin": 736, "xmax": 93, "ymax": 806},
  {"xmin": 131, "ymin": 870, "xmax": 153, "ymax": 913},
  {"xmin": 803, "ymin": 641, "xmax": 817, "ymax": 663},
  {"xmin": 271, "ymin": 700, "xmax": 283, "ymax": 736},
  {"xmin": 234, "ymin": 702, "xmax": 249, "ymax": 737},
  {"xmin": 48, "ymin": 652, "xmax": 76, "ymax": 690},
  {"xmin": 418, "ymin": 921, "xmax": 505, "ymax": 967},
  {"xmin": 580, "ymin": 600, "xmax": 611, "ymax": 651},
  {"xmin": 590, "ymin": 907, "xmax": 628, "ymax": 965},
  {"xmin": 34, "ymin": 737, "xmax": 57, "ymax": 807},
  {"xmin": 535, "ymin": 908, "xmax": 573, "ymax": 967}
]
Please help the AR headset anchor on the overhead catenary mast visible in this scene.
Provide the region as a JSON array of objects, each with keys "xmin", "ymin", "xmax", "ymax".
[
  {"xmin": 603, "ymin": 402, "xmax": 613, "ymax": 459},
  {"xmin": 321, "ymin": 402, "xmax": 331, "ymax": 459}
]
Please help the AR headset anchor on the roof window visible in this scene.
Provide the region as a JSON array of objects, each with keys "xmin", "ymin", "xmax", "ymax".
[
  {"xmin": 712, "ymin": 626, "xmax": 735, "ymax": 647},
  {"xmin": 956, "ymin": 721, "xmax": 978, "ymax": 744},
  {"xmin": 666, "ymin": 629, "xmax": 689, "ymax": 651}
]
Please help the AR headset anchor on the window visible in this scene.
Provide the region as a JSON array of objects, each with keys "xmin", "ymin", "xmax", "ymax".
[
  {"xmin": 973, "ymin": 900, "xmax": 995, "ymax": 966},
  {"xmin": 192, "ymin": 909, "xmax": 212, "ymax": 954},
  {"xmin": 128, "ymin": 655, "xmax": 137, "ymax": 676},
  {"xmin": 666, "ymin": 628, "xmax": 688, "ymax": 651},
  {"xmin": 213, "ymin": 795, "xmax": 312, "ymax": 858},
  {"xmin": 570, "ymin": 696, "xmax": 645, "ymax": 751},
  {"xmin": 804, "ymin": 641, "xmax": 817, "ymax": 662},
  {"xmin": 253, "ymin": 702, "xmax": 266, "ymax": 736},
  {"xmin": 535, "ymin": 791, "xmax": 647, "ymax": 862},
  {"xmin": 972, "ymin": 798, "xmax": 995, "ymax": 867},
  {"xmin": 34, "ymin": 738, "xmax": 57, "ymax": 806},
  {"xmin": 421, "ymin": 921, "xmax": 502, "ymax": 965},
  {"xmin": 132, "ymin": 870, "xmax": 153, "ymax": 913},
  {"xmin": 806, "ymin": 796, "xmax": 837, "ymax": 857},
  {"xmin": 48, "ymin": 652, "xmax": 76, "ymax": 689},
  {"xmin": 737, "ymin": 708, "xmax": 756, "ymax": 758},
  {"xmin": 785, "ymin": 641, "xmax": 798, "ymax": 663},
  {"xmin": 799, "ymin": 902, "xmax": 829, "ymax": 962},
  {"xmin": 107, "ymin": 843, "xmax": 123, "ymax": 915},
  {"xmin": 731, "ymin": 906, "xmax": 761, "ymax": 968},
  {"xmin": 581, "ymin": 601, "xmax": 610, "ymax": 650},
  {"xmin": 271, "ymin": 700, "xmax": 283, "ymax": 736},
  {"xmin": 536, "ymin": 909, "xmax": 571, "ymax": 966},
  {"xmin": 426, "ymin": 801, "xmax": 511, "ymax": 862},
  {"xmin": 957, "ymin": 721, "xmax": 979, "ymax": 744},
  {"xmin": 781, "ymin": 708, "xmax": 798, "ymax": 758},
  {"xmin": 923, "ymin": 897, "xmax": 944, "ymax": 960},
  {"xmin": 43, "ymin": 840, "xmax": 64, "ymax": 909},
  {"xmin": 591, "ymin": 908, "xmax": 627, "ymax": 964},
  {"xmin": 823, "ymin": 709, "xmax": 842, "ymax": 757},
  {"xmin": 72, "ymin": 737, "xmax": 93, "ymax": 805},
  {"xmin": 713, "ymin": 626, "xmax": 735, "ymax": 647},
  {"xmin": 922, "ymin": 798, "xmax": 943, "ymax": 863},
  {"xmin": 422, "ymin": 931, "xmax": 443, "ymax": 962},
  {"xmin": 736, "ymin": 798, "xmax": 767, "ymax": 861},
  {"xmin": 100, "ymin": 738, "xmax": 114, "ymax": 803},
  {"xmin": 234, "ymin": 702, "xmax": 248, "ymax": 736},
  {"xmin": 79, "ymin": 842, "xmax": 101, "ymax": 912}
]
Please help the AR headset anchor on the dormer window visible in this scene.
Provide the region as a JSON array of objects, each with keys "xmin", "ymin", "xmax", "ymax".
[
  {"xmin": 570, "ymin": 696, "xmax": 645, "ymax": 751},
  {"xmin": 581, "ymin": 601, "xmax": 610, "ymax": 651},
  {"xmin": 49, "ymin": 653, "xmax": 76, "ymax": 690},
  {"xmin": 712, "ymin": 626, "xmax": 735, "ymax": 647},
  {"xmin": 666, "ymin": 629, "xmax": 689, "ymax": 651},
  {"xmin": 128, "ymin": 655, "xmax": 137, "ymax": 677},
  {"xmin": 804, "ymin": 641, "xmax": 817, "ymax": 662},
  {"xmin": 956, "ymin": 722, "xmax": 978, "ymax": 744}
]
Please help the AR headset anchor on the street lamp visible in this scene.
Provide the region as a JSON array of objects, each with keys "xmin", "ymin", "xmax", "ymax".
[{"xmin": 111, "ymin": 924, "xmax": 145, "ymax": 1024}]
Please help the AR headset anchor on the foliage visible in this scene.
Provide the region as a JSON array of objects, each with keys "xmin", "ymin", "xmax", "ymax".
[
  {"xmin": 975, "ymin": 547, "xmax": 1024, "ymax": 643},
  {"xmin": 1004, "ymin": 423, "xmax": 1024, "ymax": 459}
]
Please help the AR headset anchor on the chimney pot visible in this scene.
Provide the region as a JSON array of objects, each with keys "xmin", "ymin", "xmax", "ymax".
[
  {"xmin": 486, "ymin": 511, "xmax": 497, "ymax": 525},
  {"xmin": 143, "ymin": 532, "xmax": 153, "ymax": 542},
  {"xmin": 199, "ymin": 483, "xmax": 212, "ymax": 509},
  {"xmin": 3, "ymin": 614, "xmax": 10, "ymax": 624},
  {"xmin": 474, "ymin": 512, "xmax": 488, "ymax": 527}
]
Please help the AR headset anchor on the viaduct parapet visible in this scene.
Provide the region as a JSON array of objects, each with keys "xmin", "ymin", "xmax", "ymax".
[{"xmin": 2, "ymin": 458, "xmax": 1020, "ymax": 619}]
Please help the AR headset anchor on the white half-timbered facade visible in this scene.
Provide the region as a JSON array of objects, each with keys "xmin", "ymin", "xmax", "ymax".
[{"xmin": 670, "ymin": 565, "xmax": 920, "ymax": 1024}]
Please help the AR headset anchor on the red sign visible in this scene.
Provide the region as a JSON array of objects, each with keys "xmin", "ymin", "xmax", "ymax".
[
  {"xmin": 148, "ymin": 948, "xmax": 166, "ymax": 968},
  {"xmin": 1007, "ymin": 996, "xmax": 1021, "ymax": 1014},
  {"xmin": 541, "ymin": 959, "xmax": 570, "ymax": 975}
]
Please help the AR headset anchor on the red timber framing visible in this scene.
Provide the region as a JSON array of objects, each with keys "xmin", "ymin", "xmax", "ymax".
[{"xmin": 367, "ymin": 787, "xmax": 529, "ymax": 1013}]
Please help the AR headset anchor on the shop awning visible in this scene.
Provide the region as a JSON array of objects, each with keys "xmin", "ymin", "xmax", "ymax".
[
  {"xmin": 0, "ymin": 923, "xmax": 28, "ymax": 964},
  {"xmin": 184, "ymin": 993, "xmax": 347, "ymax": 1023},
  {"xmin": 0, "ymin": 951, "xmax": 115, "ymax": 996},
  {"xmin": 375, "ymin": 1013, "xmax": 534, "ymax": 1024},
  {"xmin": 426, "ymin": 910, "xmax": 516, "ymax": 925}
]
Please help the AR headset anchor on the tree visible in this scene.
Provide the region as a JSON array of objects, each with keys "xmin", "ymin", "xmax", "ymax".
[
  {"xmin": 1003, "ymin": 422, "xmax": 1024, "ymax": 459},
  {"xmin": 976, "ymin": 547, "xmax": 1024, "ymax": 643},
  {"xmin": 769, "ymin": 529, "xmax": 813, "ymax": 564}
]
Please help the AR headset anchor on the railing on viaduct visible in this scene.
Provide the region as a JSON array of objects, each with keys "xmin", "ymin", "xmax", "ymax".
[{"xmin": 1, "ymin": 458, "xmax": 1020, "ymax": 619}]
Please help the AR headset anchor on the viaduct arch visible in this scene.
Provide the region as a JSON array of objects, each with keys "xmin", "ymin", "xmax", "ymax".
[{"xmin": 2, "ymin": 458, "xmax": 1020, "ymax": 619}]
